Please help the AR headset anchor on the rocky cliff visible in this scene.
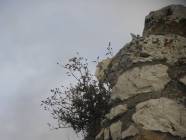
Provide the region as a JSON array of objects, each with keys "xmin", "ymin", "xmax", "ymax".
[{"xmin": 95, "ymin": 5, "xmax": 186, "ymax": 140}]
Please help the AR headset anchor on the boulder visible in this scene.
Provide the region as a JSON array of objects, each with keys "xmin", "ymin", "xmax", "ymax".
[
  {"xmin": 132, "ymin": 98, "xmax": 186, "ymax": 138},
  {"xmin": 111, "ymin": 64, "xmax": 170, "ymax": 100}
]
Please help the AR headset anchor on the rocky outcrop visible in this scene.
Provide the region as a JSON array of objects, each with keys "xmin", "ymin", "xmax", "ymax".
[
  {"xmin": 143, "ymin": 5, "xmax": 186, "ymax": 37},
  {"xmin": 105, "ymin": 34, "xmax": 186, "ymax": 87},
  {"xmin": 95, "ymin": 5, "xmax": 186, "ymax": 140}
]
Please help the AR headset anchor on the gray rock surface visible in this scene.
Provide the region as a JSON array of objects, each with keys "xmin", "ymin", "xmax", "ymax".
[
  {"xmin": 111, "ymin": 64, "xmax": 170, "ymax": 100},
  {"xmin": 106, "ymin": 104, "xmax": 127, "ymax": 120},
  {"xmin": 132, "ymin": 98, "xmax": 186, "ymax": 138},
  {"xmin": 94, "ymin": 5, "xmax": 186, "ymax": 140},
  {"xmin": 121, "ymin": 125, "xmax": 139, "ymax": 139},
  {"xmin": 106, "ymin": 34, "xmax": 186, "ymax": 86}
]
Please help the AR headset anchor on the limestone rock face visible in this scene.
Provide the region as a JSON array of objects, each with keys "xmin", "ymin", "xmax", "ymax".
[
  {"xmin": 106, "ymin": 34, "xmax": 186, "ymax": 86},
  {"xmin": 94, "ymin": 5, "xmax": 186, "ymax": 140},
  {"xmin": 132, "ymin": 98, "xmax": 186, "ymax": 138},
  {"xmin": 111, "ymin": 64, "xmax": 170, "ymax": 100}
]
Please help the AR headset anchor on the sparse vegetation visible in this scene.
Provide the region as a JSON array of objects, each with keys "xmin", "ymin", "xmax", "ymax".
[{"xmin": 41, "ymin": 46, "xmax": 113, "ymax": 139}]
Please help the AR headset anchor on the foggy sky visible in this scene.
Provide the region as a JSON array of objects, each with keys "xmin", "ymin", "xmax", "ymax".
[{"xmin": 0, "ymin": 0, "xmax": 186, "ymax": 140}]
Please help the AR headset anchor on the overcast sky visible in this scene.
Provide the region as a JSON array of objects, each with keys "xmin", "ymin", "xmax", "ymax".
[{"xmin": 0, "ymin": 0, "xmax": 186, "ymax": 140}]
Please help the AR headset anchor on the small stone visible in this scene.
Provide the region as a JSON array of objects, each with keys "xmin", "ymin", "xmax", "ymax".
[
  {"xmin": 122, "ymin": 125, "xmax": 139, "ymax": 139},
  {"xmin": 106, "ymin": 104, "xmax": 127, "ymax": 120},
  {"xmin": 110, "ymin": 121, "xmax": 122, "ymax": 140}
]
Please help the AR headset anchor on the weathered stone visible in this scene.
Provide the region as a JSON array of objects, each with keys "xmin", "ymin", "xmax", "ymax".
[
  {"xmin": 143, "ymin": 5, "xmax": 186, "ymax": 37},
  {"xmin": 121, "ymin": 125, "xmax": 139, "ymax": 139},
  {"xmin": 139, "ymin": 35, "xmax": 186, "ymax": 64},
  {"xmin": 106, "ymin": 34, "xmax": 186, "ymax": 86},
  {"xmin": 95, "ymin": 58, "xmax": 111, "ymax": 81},
  {"xmin": 104, "ymin": 128, "xmax": 110, "ymax": 140},
  {"xmin": 168, "ymin": 58, "xmax": 186, "ymax": 80},
  {"xmin": 106, "ymin": 104, "xmax": 127, "ymax": 120},
  {"xmin": 132, "ymin": 98, "xmax": 186, "ymax": 138},
  {"xmin": 180, "ymin": 75, "xmax": 186, "ymax": 86},
  {"xmin": 111, "ymin": 64, "xmax": 170, "ymax": 100},
  {"xmin": 110, "ymin": 121, "xmax": 122, "ymax": 140}
]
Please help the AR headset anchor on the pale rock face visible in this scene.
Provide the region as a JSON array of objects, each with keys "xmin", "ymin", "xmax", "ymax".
[
  {"xmin": 180, "ymin": 75, "xmax": 186, "ymax": 86},
  {"xmin": 95, "ymin": 58, "xmax": 111, "ymax": 81},
  {"xmin": 106, "ymin": 104, "xmax": 127, "ymax": 120},
  {"xmin": 121, "ymin": 125, "xmax": 139, "ymax": 139},
  {"xmin": 112, "ymin": 64, "xmax": 170, "ymax": 100},
  {"xmin": 132, "ymin": 98, "xmax": 186, "ymax": 138},
  {"xmin": 110, "ymin": 121, "xmax": 122, "ymax": 140},
  {"xmin": 138, "ymin": 35, "xmax": 186, "ymax": 64},
  {"xmin": 106, "ymin": 34, "xmax": 186, "ymax": 86}
]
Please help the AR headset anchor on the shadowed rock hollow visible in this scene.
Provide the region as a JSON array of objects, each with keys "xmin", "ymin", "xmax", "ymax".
[{"xmin": 95, "ymin": 5, "xmax": 186, "ymax": 140}]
